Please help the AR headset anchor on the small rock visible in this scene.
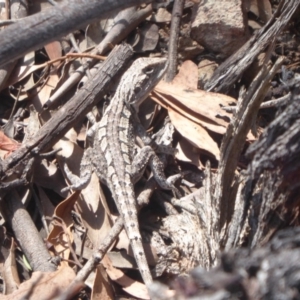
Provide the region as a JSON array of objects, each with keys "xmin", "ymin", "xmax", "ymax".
[{"xmin": 191, "ymin": 0, "xmax": 250, "ymax": 57}]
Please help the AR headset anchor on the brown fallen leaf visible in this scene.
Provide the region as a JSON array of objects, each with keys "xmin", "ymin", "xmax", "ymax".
[
  {"xmin": 153, "ymin": 80, "xmax": 235, "ymax": 134},
  {"xmin": 153, "ymin": 72, "xmax": 257, "ymax": 142},
  {"xmin": 8, "ymin": 51, "xmax": 36, "ymax": 101},
  {"xmin": 176, "ymin": 137, "xmax": 203, "ymax": 168},
  {"xmin": 91, "ymin": 265, "xmax": 114, "ymax": 300},
  {"xmin": 169, "ymin": 109, "xmax": 220, "ymax": 160},
  {"xmin": 197, "ymin": 59, "xmax": 219, "ymax": 88},
  {"xmin": 0, "ymin": 266, "xmax": 76, "ymax": 300},
  {"xmin": 28, "ymin": 42, "xmax": 62, "ymax": 110},
  {"xmin": 5, "ymin": 63, "xmax": 47, "ymax": 88},
  {"xmin": 36, "ymin": 186, "xmax": 55, "ymax": 232},
  {"xmin": 44, "ymin": 41, "xmax": 62, "ymax": 66},
  {"xmin": 134, "ymin": 23, "xmax": 159, "ymax": 53},
  {"xmin": 174, "ymin": 61, "xmax": 218, "ymax": 162},
  {"xmin": 47, "ymin": 191, "xmax": 80, "ymax": 261},
  {"xmin": 34, "ymin": 160, "xmax": 68, "ymax": 198},
  {"xmin": 0, "ymin": 131, "xmax": 20, "ymax": 158},
  {"xmin": 102, "ymin": 255, "xmax": 150, "ymax": 300},
  {"xmin": 172, "ymin": 60, "xmax": 198, "ymax": 89},
  {"xmin": 2, "ymin": 239, "xmax": 20, "ymax": 295},
  {"xmin": 35, "ymin": 69, "xmax": 60, "ymax": 108},
  {"xmin": 55, "ymin": 137, "xmax": 113, "ymax": 251}
]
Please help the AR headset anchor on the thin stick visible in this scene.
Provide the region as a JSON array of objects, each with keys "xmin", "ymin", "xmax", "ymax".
[
  {"xmin": 164, "ymin": 0, "xmax": 184, "ymax": 82},
  {"xmin": 57, "ymin": 217, "xmax": 124, "ymax": 300},
  {"xmin": 222, "ymin": 93, "xmax": 291, "ymax": 112}
]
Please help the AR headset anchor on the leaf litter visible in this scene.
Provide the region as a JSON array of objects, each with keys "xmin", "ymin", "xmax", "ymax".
[{"xmin": 0, "ymin": 0, "xmax": 297, "ymax": 299}]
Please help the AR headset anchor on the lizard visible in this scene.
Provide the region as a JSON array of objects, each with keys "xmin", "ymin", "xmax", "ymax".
[{"xmin": 62, "ymin": 57, "xmax": 176, "ymax": 287}]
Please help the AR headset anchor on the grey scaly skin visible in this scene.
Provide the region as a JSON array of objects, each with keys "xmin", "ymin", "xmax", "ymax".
[{"xmin": 62, "ymin": 57, "xmax": 175, "ymax": 287}]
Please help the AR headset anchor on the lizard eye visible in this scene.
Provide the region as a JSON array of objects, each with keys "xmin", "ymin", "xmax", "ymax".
[
  {"xmin": 144, "ymin": 66, "xmax": 154, "ymax": 74},
  {"xmin": 134, "ymin": 86, "xmax": 141, "ymax": 94}
]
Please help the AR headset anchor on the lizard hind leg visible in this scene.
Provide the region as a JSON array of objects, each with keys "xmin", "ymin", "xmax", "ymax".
[
  {"xmin": 149, "ymin": 154, "xmax": 181, "ymax": 197},
  {"xmin": 131, "ymin": 145, "xmax": 181, "ymax": 197},
  {"xmin": 61, "ymin": 147, "xmax": 93, "ymax": 192},
  {"xmin": 131, "ymin": 145, "xmax": 154, "ymax": 184}
]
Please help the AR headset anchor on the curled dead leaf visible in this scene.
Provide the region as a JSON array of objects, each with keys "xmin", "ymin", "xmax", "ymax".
[
  {"xmin": 55, "ymin": 137, "xmax": 113, "ymax": 251},
  {"xmin": 0, "ymin": 131, "xmax": 20, "ymax": 158},
  {"xmin": 102, "ymin": 255, "xmax": 150, "ymax": 300},
  {"xmin": 172, "ymin": 60, "xmax": 198, "ymax": 89},
  {"xmin": 0, "ymin": 266, "xmax": 76, "ymax": 300},
  {"xmin": 2, "ymin": 240, "xmax": 20, "ymax": 294},
  {"xmin": 176, "ymin": 137, "xmax": 203, "ymax": 168},
  {"xmin": 153, "ymin": 81, "xmax": 236, "ymax": 134},
  {"xmin": 169, "ymin": 109, "xmax": 220, "ymax": 160}
]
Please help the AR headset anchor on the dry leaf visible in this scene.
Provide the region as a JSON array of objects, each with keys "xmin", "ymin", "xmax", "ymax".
[
  {"xmin": 7, "ymin": 51, "xmax": 36, "ymax": 100},
  {"xmin": 0, "ymin": 266, "xmax": 76, "ymax": 300},
  {"xmin": 169, "ymin": 109, "xmax": 220, "ymax": 160},
  {"xmin": 150, "ymin": 7, "xmax": 172, "ymax": 23},
  {"xmin": 115, "ymin": 228, "xmax": 157, "ymax": 268},
  {"xmin": 102, "ymin": 255, "xmax": 150, "ymax": 300},
  {"xmin": 23, "ymin": 105, "xmax": 40, "ymax": 143},
  {"xmin": 197, "ymin": 59, "xmax": 219, "ymax": 88},
  {"xmin": 172, "ymin": 60, "xmax": 198, "ymax": 89},
  {"xmin": 134, "ymin": 23, "xmax": 159, "ymax": 53},
  {"xmin": 6, "ymin": 63, "xmax": 47, "ymax": 88},
  {"xmin": 44, "ymin": 41, "xmax": 62, "ymax": 66},
  {"xmin": 47, "ymin": 191, "xmax": 80, "ymax": 260},
  {"xmin": 0, "ymin": 131, "xmax": 20, "ymax": 158},
  {"xmin": 86, "ymin": 22, "xmax": 105, "ymax": 48},
  {"xmin": 36, "ymin": 71, "xmax": 60, "ymax": 107},
  {"xmin": 153, "ymin": 81, "xmax": 235, "ymax": 134},
  {"xmin": 248, "ymin": 19, "xmax": 262, "ymax": 30},
  {"xmin": 2, "ymin": 240, "xmax": 20, "ymax": 294},
  {"xmin": 91, "ymin": 265, "xmax": 114, "ymax": 300},
  {"xmin": 176, "ymin": 137, "xmax": 203, "ymax": 168},
  {"xmin": 55, "ymin": 137, "xmax": 113, "ymax": 250}
]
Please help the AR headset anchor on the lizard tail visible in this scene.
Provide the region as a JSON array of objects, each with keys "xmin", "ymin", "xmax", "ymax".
[{"xmin": 110, "ymin": 179, "xmax": 154, "ymax": 287}]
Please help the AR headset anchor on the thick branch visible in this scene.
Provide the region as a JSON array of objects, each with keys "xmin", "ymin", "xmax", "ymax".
[
  {"xmin": 1, "ymin": 43, "xmax": 133, "ymax": 175},
  {"xmin": 0, "ymin": 0, "xmax": 152, "ymax": 67}
]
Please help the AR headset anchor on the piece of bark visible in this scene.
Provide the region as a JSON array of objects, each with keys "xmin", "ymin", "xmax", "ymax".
[
  {"xmin": 0, "ymin": 44, "xmax": 133, "ymax": 179},
  {"xmin": 244, "ymin": 90, "xmax": 300, "ymax": 248},
  {"xmin": 164, "ymin": 227, "xmax": 300, "ymax": 300},
  {"xmin": 213, "ymin": 47, "xmax": 283, "ymax": 245},
  {"xmin": 223, "ymin": 75, "xmax": 300, "ymax": 251},
  {"xmin": 0, "ymin": 0, "xmax": 152, "ymax": 67},
  {"xmin": 205, "ymin": 0, "xmax": 300, "ymax": 93}
]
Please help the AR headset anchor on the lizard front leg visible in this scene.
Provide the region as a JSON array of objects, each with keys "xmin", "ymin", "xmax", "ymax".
[
  {"xmin": 61, "ymin": 122, "xmax": 108, "ymax": 192},
  {"xmin": 61, "ymin": 147, "xmax": 94, "ymax": 192}
]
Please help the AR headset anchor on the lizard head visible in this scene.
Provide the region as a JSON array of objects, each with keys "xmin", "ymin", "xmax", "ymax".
[{"xmin": 121, "ymin": 57, "xmax": 168, "ymax": 110}]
